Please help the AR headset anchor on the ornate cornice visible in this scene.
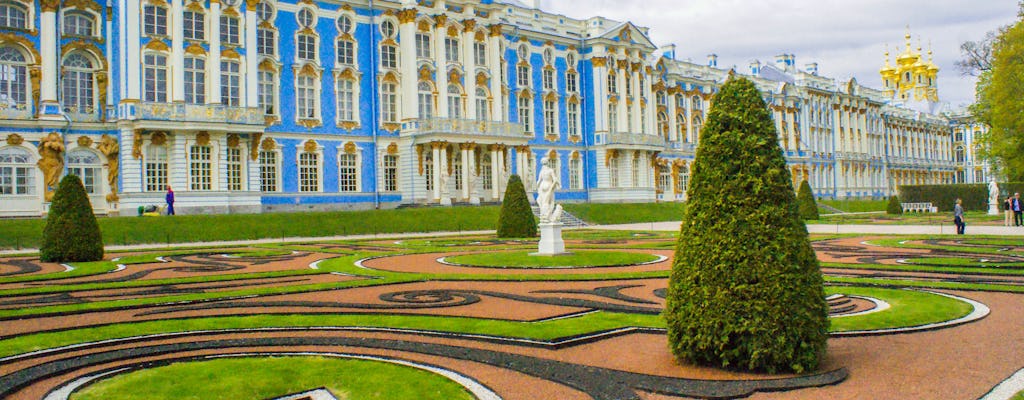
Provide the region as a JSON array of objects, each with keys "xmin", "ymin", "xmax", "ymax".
[
  {"xmin": 40, "ymin": 0, "xmax": 61, "ymax": 12},
  {"xmin": 398, "ymin": 8, "xmax": 417, "ymax": 24}
]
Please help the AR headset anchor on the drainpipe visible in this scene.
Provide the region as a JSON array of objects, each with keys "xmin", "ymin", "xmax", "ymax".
[{"xmin": 369, "ymin": 0, "xmax": 380, "ymax": 209}]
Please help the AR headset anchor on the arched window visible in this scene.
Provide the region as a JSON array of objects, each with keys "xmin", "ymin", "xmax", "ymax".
[
  {"xmin": 657, "ymin": 111, "xmax": 668, "ymax": 140},
  {"xmin": 256, "ymin": 2, "xmax": 275, "ymax": 56},
  {"xmin": 63, "ymin": 10, "xmax": 95, "ymax": 36},
  {"xmin": 0, "ymin": 2, "xmax": 28, "ymax": 29},
  {"xmin": 692, "ymin": 116, "xmax": 703, "ymax": 141},
  {"xmin": 955, "ymin": 146, "xmax": 965, "ymax": 163},
  {"xmin": 658, "ymin": 164, "xmax": 671, "ymax": 193},
  {"xmin": 676, "ymin": 113, "xmax": 687, "ymax": 142},
  {"xmin": 143, "ymin": 53, "xmax": 168, "ymax": 102},
  {"xmin": 61, "ymin": 53, "xmax": 95, "ymax": 114},
  {"xmin": 676, "ymin": 164, "xmax": 689, "ymax": 193},
  {"xmin": 184, "ymin": 56, "xmax": 206, "ymax": 104},
  {"xmin": 690, "ymin": 95, "xmax": 702, "ymax": 112},
  {"xmin": 480, "ymin": 152, "xmax": 491, "ymax": 190},
  {"xmin": 447, "ymin": 83, "xmax": 462, "ymax": 119},
  {"xmin": 380, "ymin": 20, "xmax": 397, "ymax": 68},
  {"xmin": 0, "ymin": 46, "xmax": 28, "ymax": 110},
  {"xmin": 0, "ymin": 146, "xmax": 34, "ymax": 195},
  {"xmin": 475, "ymin": 87, "xmax": 488, "ymax": 121},
  {"xmin": 67, "ymin": 149, "xmax": 102, "ymax": 194},
  {"xmin": 418, "ymin": 81, "xmax": 434, "ymax": 119}
]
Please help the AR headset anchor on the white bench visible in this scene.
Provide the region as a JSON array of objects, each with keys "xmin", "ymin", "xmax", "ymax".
[{"xmin": 901, "ymin": 202, "xmax": 938, "ymax": 213}]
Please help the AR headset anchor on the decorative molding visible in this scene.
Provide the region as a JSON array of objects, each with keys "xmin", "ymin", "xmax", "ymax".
[
  {"xmin": 97, "ymin": 134, "xmax": 119, "ymax": 202},
  {"xmin": 5, "ymin": 134, "xmax": 24, "ymax": 146},
  {"xmin": 382, "ymin": 122, "xmax": 400, "ymax": 132},
  {"xmin": 398, "ymin": 8, "xmax": 418, "ymax": 24},
  {"xmin": 605, "ymin": 149, "xmax": 618, "ymax": 166},
  {"xmin": 343, "ymin": 141, "xmax": 357, "ymax": 154},
  {"xmin": 40, "ymin": 0, "xmax": 61, "ymax": 12},
  {"xmin": 416, "ymin": 144, "xmax": 424, "ymax": 175},
  {"xmin": 36, "ymin": 132, "xmax": 65, "ymax": 202},
  {"xmin": 434, "ymin": 14, "xmax": 448, "ymax": 28},
  {"xmin": 77, "ymin": 136, "xmax": 94, "ymax": 148},
  {"xmin": 303, "ymin": 139, "xmax": 318, "ymax": 152},
  {"xmin": 338, "ymin": 121, "xmax": 359, "ymax": 130},
  {"xmin": 132, "ymin": 130, "xmax": 143, "ymax": 159},
  {"xmin": 591, "ymin": 57, "xmax": 606, "ymax": 68},
  {"xmin": 226, "ymin": 133, "xmax": 240, "ymax": 148},
  {"xmin": 144, "ymin": 40, "xmax": 170, "ymax": 52},
  {"xmin": 151, "ymin": 131, "xmax": 168, "ymax": 146},
  {"xmin": 195, "ymin": 132, "xmax": 211, "ymax": 146},
  {"xmin": 261, "ymin": 137, "xmax": 277, "ymax": 151},
  {"xmin": 185, "ymin": 43, "xmax": 207, "ymax": 56},
  {"xmin": 386, "ymin": 142, "xmax": 398, "ymax": 155},
  {"xmin": 64, "ymin": 0, "xmax": 103, "ymax": 13},
  {"xmin": 221, "ymin": 48, "xmax": 241, "ymax": 59},
  {"xmin": 298, "ymin": 119, "xmax": 322, "ymax": 129}
]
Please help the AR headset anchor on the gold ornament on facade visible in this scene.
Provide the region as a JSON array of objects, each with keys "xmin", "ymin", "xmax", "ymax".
[
  {"xmin": 382, "ymin": 123, "xmax": 400, "ymax": 132},
  {"xmin": 144, "ymin": 40, "xmax": 170, "ymax": 52},
  {"xmin": 131, "ymin": 131, "xmax": 143, "ymax": 159},
  {"xmin": 185, "ymin": 43, "xmax": 207, "ymax": 56},
  {"xmin": 387, "ymin": 142, "xmax": 398, "ymax": 155},
  {"xmin": 6, "ymin": 134, "xmax": 24, "ymax": 146},
  {"xmin": 30, "ymin": 67, "xmax": 40, "ymax": 116},
  {"xmin": 417, "ymin": 20, "xmax": 431, "ymax": 32},
  {"xmin": 97, "ymin": 71, "xmax": 108, "ymax": 119},
  {"xmin": 77, "ymin": 136, "xmax": 94, "ymax": 148},
  {"xmin": 544, "ymin": 91, "xmax": 557, "ymax": 102},
  {"xmin": 298, "ymin": 119, "xmax": 322, "ymax": 129},
  {"xmin": 258, "ymin": 59, "xmax": 278, "ymax": 72},
  {"xmin": 343, "ymin": 141, "xmax": 357, "ymax": 154},
  {"xmin": 40, "ymin": 0, "xmax": 61, "ymax": 12},
  {"xmin": 475, "ymin": 72, "xmax": 488, "ymax": 87},
  {"xmin": 382, "ymin": 72, "xmax": 399, "ymax": 84},
  {"xmin": 65, "ymin": 0, "xmax": 103, "ymax": 12},
  {"xmin": 488, "ymin": 24, "xmax": 503, "ymax": 37},
  {"xmin": 418, "ymin": 66, "xmax": 433, "ymax": 82},
  {"xmin": 185, "ymin": 1, "xmax": 205, "ymax": 12},
  {"xmin": 151, "ymin": 131, "xmax": 168, "ymax": 145},
  {"xmin": 474, "ymin": 31, "xmax": 485, "ymax": 42},
  {"xmin": 417, "ymin": 144, "xmax": 424, "ymax": 175},
  {"xmin": 195, "ymin": 132, "xmax": 211, "ymax": 146},
  {"xmin": 97, "ymin": 134, "xmax": 119, "ymax": 202},
  {"xmin": 226, "ymin": 133, "xmax": 240, "ymax": 148},
  {"xmin": 605, "ymin": 149, "xmax": 618, "ymax": 166},
  {"xmin": 245, "ymin": 0, "xmax": 259, "ymax": 9},
  {"xmin": 447, "ymin": 26, "xmax": 459, "ymax": 37},
  {"xmin": 434, "ymin": 14, "xmax": 447, "ymax": 28},
  {"xmin": 37, "ymin": 133, "xmax": 64, "ymax": 202},
  {"xmin": 338, "ymin": 121, "xmax": 359, "ymax": 131},
  {"xmin": 260, "ymin": 137, "xmax": 276, "ymax": 151},
  {"xmin": 448, "ymin": 69, "xmax": 461, "ymax": 84},
  {"xmin": 302, "ymin": 140, "xmax": 318, "ymax": 153},
  {"xmin": 397, "ymin": 9, "xmax": 417, "ymax": 24},
  {"xmin": 591, "ymin": 57, "xmax": 606, "ymax": 68}
]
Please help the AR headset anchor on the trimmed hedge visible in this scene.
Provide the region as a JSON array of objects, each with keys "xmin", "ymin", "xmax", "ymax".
[
  {"xmin": 899, "ymin": 183, "xmax": 1024, "ymax": 212},
  {"xmin": 664, "ymin": 77, "xmax": 828, "ymax": 374},
  {"xmin": 496, "ymin": 174, "xmax": 536, "ymax": 238},
  {"xmin": 797, "ymin": 180, "xmax": 819, "ymax": 220},
  {"xmin": 40, "ymin": 175, "xmax": 104, "ymax": 262},
  {"xmin": 887, "ymin": 196, "xmax": 903, "ymax": 215}
]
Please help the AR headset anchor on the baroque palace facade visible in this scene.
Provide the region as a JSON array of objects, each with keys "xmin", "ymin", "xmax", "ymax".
[{"xmin": 0, "ymin": 0, "xmax": 966, "ymax": 216}]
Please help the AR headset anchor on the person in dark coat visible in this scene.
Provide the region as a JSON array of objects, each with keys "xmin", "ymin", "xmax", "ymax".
[
  {"xmin": 954, "ymin": 198, "xmax": 965, "ymax": 235},
  {"xmin": 1005, "ymin": 196, "xmax": 1013, "ymax": 227},
  {"xmin": 165, "ymin": 186, "xmax": 175, "ymax": 216},
  {"xmin": 1013, "ymin": 193, "xmax": 1023, "ymax": 226}
]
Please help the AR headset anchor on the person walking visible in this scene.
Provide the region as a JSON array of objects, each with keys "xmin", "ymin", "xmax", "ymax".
[
  {"xmin": 954, "ymin": 198, "xmax": 965, "ymax": 235},
  {"xmin": 1005, "ymin": 196, "xmax": 1013, "ymax": 227},
  {"xmin": 165, "ymin": 186, "xmax": 175, "ymax": 216},
  {"xmin": 1014, "ymin": 193, "xmax": 1023, "ymax": 226}
]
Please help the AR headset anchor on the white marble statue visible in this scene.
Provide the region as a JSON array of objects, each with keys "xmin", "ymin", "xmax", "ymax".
[
  {"xmin": 536, "ymin": 156, "xmax": 560, "ymax": 223},
  {"xmin": 989, "ymin": 178, "xmax": 1000, "ymax": 205}
]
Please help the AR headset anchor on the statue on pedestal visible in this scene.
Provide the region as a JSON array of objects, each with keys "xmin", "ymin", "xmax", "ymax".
[
  {"xmin": 989, "ymin": 177, "xmax": 1001, "ymax": 216},
  {"xmin": 536, "ymin": 156, "xmax": 560, "ymax": 223}
]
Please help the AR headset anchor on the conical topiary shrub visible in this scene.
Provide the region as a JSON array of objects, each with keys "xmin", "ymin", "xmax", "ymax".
[
  {"xmin": 664, "ymin": 77, "xmax": 828, "ymax": 374},
  {"xmin": 797, "ymin": 180, "xmax": 819, "ymax": 220},
  {"xmin": 40, "ymin": 174, "xmax": 104, "ymax": 262},
  {"xmin": 496, "ymin": 174, "xmax": 536, "ymax": 238},
  {"xmin": 887, "ymin": 195, "xmax": 903, "ymax": 215}
]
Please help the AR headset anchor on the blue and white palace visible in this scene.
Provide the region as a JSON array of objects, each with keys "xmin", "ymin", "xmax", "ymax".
[{"xmin": 0, "ymin": 0, "xmax": 980, "ymax": 216}]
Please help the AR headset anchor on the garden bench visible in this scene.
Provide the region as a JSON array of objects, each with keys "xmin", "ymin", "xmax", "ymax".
[{"xmin": 901, "ymin": 202, "xmax": 937, "ymax": 213}]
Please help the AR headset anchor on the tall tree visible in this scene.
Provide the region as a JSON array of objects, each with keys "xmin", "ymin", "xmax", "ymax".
[
  {"xmin": 664, "ymin": 77, "xmax": 828, "ymax": 374},
  {"xmin": 971, "ymin": 5, "xmax": 1024, "ymax": 180}
]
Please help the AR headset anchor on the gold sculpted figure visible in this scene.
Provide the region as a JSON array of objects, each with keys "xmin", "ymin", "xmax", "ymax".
[
  {"xmin": 37, "ymin": 132, "xmax": 65, "ymax": 201},
  {"xmin": 97, "ymin": 134, "xmax": 120, "ymax": 202}
]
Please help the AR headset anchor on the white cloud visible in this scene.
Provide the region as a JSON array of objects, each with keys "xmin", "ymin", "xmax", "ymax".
[{"xmin": 540, "ymin": 0, "xmax": 1018, "ymax": 108}]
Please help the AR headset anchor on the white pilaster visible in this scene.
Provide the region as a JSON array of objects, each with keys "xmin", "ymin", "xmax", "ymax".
[
  {"xmin": 460, "ymin": 145, "xmax": 470, "ymax": 199},
  {"xmin": 616, "ymin": 64, "xmax": 627, "ymax": 133},
  {"xmin": 435, "ymin": 23, "xmax": 449, "ymax": 118},
  {"xmin": 171, "ymin": 0, "xmax": 185, "ymax": 102},
  {"xmin": 244, "ymin": 2, "xmax": 258, "ymax": 107},
  {"xmin": 667, "ymin": 90, "xmax": 678, "ymax": 141},
  {"xmin": 432, "ymin": 143, "xmax": 442, "ymax": 201},
  {"xmin": 487, "ymin": 28, "xmax": 503, "ymax": 122},
  {"xmin": 644, "ymin": 71, "xmax": 656, "ymax": 136},
  {"xmin": 630, "ymin": 67, "xmax": 641, "ymax": 133},
  {"xmin": 463, "ymin": 28, "xmax": 477, "ymax": 120},
  {"xmin": 40, "ymin": 9, "xmax": 59, "ymax": 110},
  {"xmin": 490, "ymin": 146, "xmax": 499, "ymax": 199},
  {"xmin": 209, "ymin": 1, "xmax": 222, "ymax": 103},
  {"xmin": 126, "ymin": 0, "xmax": 141, "ymax": 100},
  {"xmin": 399, "ymin": 10, "xmax": 418, "ymax": 121}
]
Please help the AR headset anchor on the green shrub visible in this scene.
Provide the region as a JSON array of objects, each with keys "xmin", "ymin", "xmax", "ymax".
[
  {"xmin": 797, "ymin": 180, "xmax": 819, "ymax": 220},
  {"xmin": 900, "ymin": 182, "xmax": 1024, "ymax": 212},
  {"xmin": 496, "ymin": 174, "xmax": 536, "ymax": 238},
  {"xmin": 40, "ymin": 175, "xmax": 104, "ymax": 262},
  {"xmin": 887, "ymin": 196, "xmax": 903, "ymax": 215},
  {"xmin": 664, "ymin": 77, "xmax": 828, "ymax": 374}
]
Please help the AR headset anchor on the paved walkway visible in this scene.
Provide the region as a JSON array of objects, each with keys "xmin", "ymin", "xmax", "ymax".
[{"xmin": 6, "ymin": 222, "xmax": 1024, "ymax": 257}]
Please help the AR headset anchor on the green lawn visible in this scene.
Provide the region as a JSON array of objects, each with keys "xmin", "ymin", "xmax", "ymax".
[
  {"xmin": 445, "ymin": 250, "xmax": 660, "ymax": 268},
  {"xmin": 71, "ymin": 356, "xmax": 475, "ymax": 400},
  {"xmin": 0, "ymin": 207, "xmax": 502, "ymax": 250},
  {"xmin": 819, "ymin": 199, "xmax": 888, "ymax": 213},
  {"xmin": 563, "ymin": 202, "xmax": 686, "ymax": 224},
  {"xmin": 1011, "ymin": 390, "xmax": 1024, "ymax": 400}
]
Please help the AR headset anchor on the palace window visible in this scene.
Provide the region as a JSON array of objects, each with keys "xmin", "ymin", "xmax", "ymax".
[
  {"xmin": 297, "ymin": 8, "xmax": 315, "ymax": 28},
  {"xmin": 63, "ymin": 11, "xmax": 95, "ymax": 37},
  {"xmin": 338, "ymin": 153, "xmax": 358, "ymax": 192},
  {"xmin": 297, "ymin": 34, "xmax": 317, "ymax": 61},
  {"xmin": 677, "ymin": 113, "xmax": 687, "ymax": 142},
  {"xmin": 0, "ymin": 147, "xmax": 33, "ymax": 195},
  {"xmin": 382, "ymin": 154, "xmax": 398, "ymax": 192},
  {"xmin": 415, "ymin": 33, "xmax": 431, "ymax": 59},
  {"xmin": 542, "ymin": 69, "xmax": 554, "ymax": 91},
  {"xmin": 296, "ymin": 73, "xmax": 318, "ymax": 119},
  {"xmin": 543, "ymin": 99, "xmax": 556, "ymax": 137},
  {"xmin": 337, "ymin": 14, "xmax": 353, "ymax": 34},
  {"xmin": 0, "ymin": 2, "xmax": 27, "ymax": 30},
  {"xmin": 418, "ymin": 81, "xmax": 434, "ymax": 119},
  {"xmin": 183, "ymin": 10, "xmax": 204, "ymax": 41},
  {"xmin": 569, "ymin": 156, "xmax": 581, "ymax": 190},
  {"xmin": 381, "ymin": 44, "xmax": 398, "ymax": 68},
  {"xmin": 518, "ymin": 96, "xmax": 531, "ymax": 133},
  {"xmin": 607, "ymin": 71, "xmax": 617, "ymax": 94},
  {"xmin": 475, "ymin": 88, "xmax": 488, "ymax": 121},
  {"xmin": 380, "ymin": 19, "xmax": 396, "ymax": 38},
  {"xmin": 336, "ymin": 78, "xmax": 355, "ymax": 122},
  {"xmin": 658, "ymin": 164, "xmax": 671, "ymax": 193},
  {"xmin": 226, "ymin": 146, "xmax": 243, "ymax": 191},
  {"xmin": 608, "ymin": 152, "xmax": 619, "ymax": 188},
  {"xmin": 184, "ymin": 56, "xmax": 205, "ymax": 104},
  {"xmin": 631, "ymin": 154, "xmax": 640, "ymax": 187},
  {"xmin": 445, "ymin": 37, "xmax": 460, "ymax": 63},
  {"xmin": 220, "ymin": 15, "xmax": 240, "ymax": 45},
  {"xmin": 144, "ymin": 142, "xmax": 168, "ymax": 192},
  {"xmin": 424, "ymin": 151, "xmax": 433, "ymax": 192},
  {"xmin": 380, "ymin": 81, "xmax": 398, "ymax": 123},
  {"xmin": 258, "ymin": 70, "xmax": 276, "ymax": 115},
  {"xmin": 189, "ymin": 144, "xmax": 212, "ymax": 191},
  {"xmin": 143, "ymin": 53, "xmax": 168, "ymax": 102},
  {"xmin": 657, "ymin": 112, "xmax": 668, "ymax": 139},
  {"xmin": 61, "ymin": 53, "xmax": 95, "ymax": 114},
  {"xmin": 567, "ymin": 101, "xmax": 579, "ymax": 137},
  {"xmin": 608, "ymin": 103, "xmax": 617, "ymax": 133},
  {"xmin": 676, "ymin": 164, "xmax": 689, "ymax": 193},
  {"xmin": 298, "ymin": 151, "xmax": 320, "ymax": 192},
  {"xmin": 692, "ymin": 117, "xmax": 703, "ymax": 141},
  {"xmin": 566, "ymin": 71, "xmax": 577, "ymax": 93},
  {"xmin": 474, "ymin": 42, "xmax": 487, "ymax": 66},
  {"xmin": 220, "ymin": 60, "xmax": 241, "ymax": 106},
  {"xmin": 336, "ymin": 39, "xmax": 354, "ymax": 65},
  {"xmin": 447, "ymin": 84, "xmax": 462, "ymax": 119},
  {"xmin": 143, "ymin": 4, "xmax": 167, "ymax": 36},
  {"xmin": 481, "ymin": 153, "xmax": 492, "ymax": 190},
  {"xmin": 517, "ymin": 64, "xmax": 529, "ymax": 88},
  {"xmin": 0, "ymin": 46, "xmax": 27, "ymax": 110},
  {"xmin": 258, "ymin": 149, "xmax": 278, "ymax": 192},
  {"xmin": 256, "ymin": 1, "xmax": 274, "ymax": 22}
]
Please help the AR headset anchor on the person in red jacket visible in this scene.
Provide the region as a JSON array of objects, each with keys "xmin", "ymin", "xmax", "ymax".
[{"xmin": 165, "ymin": 186, "xmax": 175, "ymax": 216}]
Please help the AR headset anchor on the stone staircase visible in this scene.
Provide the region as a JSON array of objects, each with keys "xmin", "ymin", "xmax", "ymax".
[{"xmin": 532, "ymin": 206, "xmax": 589, "ymax": 228}]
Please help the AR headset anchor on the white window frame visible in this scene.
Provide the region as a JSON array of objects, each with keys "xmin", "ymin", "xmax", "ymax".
[
  {"xmin": 337, "ymin": 150, "xmax": 360, "ymax": 192},
  {"xmin": 189, "ymin": 142, "xmax": 214, "ymax": 191},
  {"xmin": 184, "ymin": 56, "xmax": 206, "ymax": 104},
  {"xmin": 0, "ymin": 2, "xmax": 29, "ymax": 30},
  {"xmin": 380, "ymin": 81, "xmax": 398, "ymax": 124},
  {"xmin": 143, "ymin": 52, "xmax": 169, "ymax": 102},
  {"xmin": 258, "ymin": 69, "xmax": 278, "ymax": 117},
  {"xmin": 569, "ymin": 156, "xmax": 581, "ymax": 190},
  {"xmin": 543, "ymin": 99, "xmax": 556, "ymax": 137},
  {"xmin": 220, "ymin": 60, "xmax": 241, "ymax": 106},
  {"xmin": 335, "ymin": 76, "xmax": 358, "ymax": 124},
  {"xmin": 183, "ymin": 9, "xmax": 205, "ymax": 41},
  {"xmin": 445, "ymin": 36, "xmax": 460, "ymax": 63},
  {"xmin": 295, "ymin": 73, "xmax": 319, "ymax": 121},
  {"xmin": 226, "ymin": 145, "xmax": 244, "ymax": 191},
  {"xmin": 297, "ymin": 148, "xmax": 322, "ymax": 193},
  {"xmin": 144, "ymin": 142, "xmax": 169, "ymax": 192},
  {"xmin": 382, "ymin": 154, "xmax": 398, "ymax": 192},
  {"xmin": 61, "ymin": 52, "xmax": 96, "ymax": 115},
  {"xmin": 258, "ymin": 148, "xmax": 280, "ymax": 192},
  {"xmin": 415, "ymin": 33, "xmax": 432, "ymax": 59},
  {"xmin": 0, "ymin": 146, "xmax": 35, "ymax": 196},
  {"xmin": 62, "ymin": 10, "xmax": 97, "ymax": 37},
  {"xmin": 143, "ymin": 4, "xmax": 168, "ymax": 36},
  {"xmin": 518, "ymin": 95, "xmax": 531, "ymax": 133}
]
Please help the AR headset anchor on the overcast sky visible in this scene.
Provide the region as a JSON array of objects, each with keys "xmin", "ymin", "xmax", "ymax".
[{"xmin": 540, "ymin": 0, "xmax": 1019, "ymax": 110}]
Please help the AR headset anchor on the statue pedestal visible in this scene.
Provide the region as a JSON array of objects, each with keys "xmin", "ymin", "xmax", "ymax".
[
  {"xmin": 470, "ymin": 196, "xmax": 480, "ymax": 205},
  {"xmin": 532, "ymin": 222, "xmax": 569, "ymax": 256},
  {"xmin": 990, "ymin": 202, "xmax": 1000, "ymax": 215}
]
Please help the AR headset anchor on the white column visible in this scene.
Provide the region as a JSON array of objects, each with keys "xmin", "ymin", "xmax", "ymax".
[
  {"xmin": 171, "ymin": 0, "xmax": 185, "ymax": 102},
  {"xmin": 244, "ymin": 1, "xmax": 258, "ymax": 107},
  {"xmin": 487, "ymin": 27, "xmax": 502, "ymax": 122},
  {"xmin": 497, "ymin": 146, "xmax": 506, "ymax": 199},
  {"xmin": 787, "ymin": 109, "xmax": 796, "ymax": 151},
  {"xmin": 667, "ymin": 90, "xmax": 678, "ymax": 141},
  {"xmin": 126, "ymin": 0, "xmax": 141, "ymax": 100},
  {"xmin": 399, "ymin": 10, "xmax": 418, "ymax": 121},
  {"xmin": 208, "ymin": 1, "xmax": 222, "ymax": 103},
  {"xmin": 39, "ymin": 8, "xmax": 59, "ymax": 109},
  {"xmin": 463, "ymin": 27, "xmax": 477, "ymax": 120},
  {"xmin": 460, "ymin": 144, "xmax": 470, "ymax": 199},
  {"xmin": 616, "ymin": 63, "xmax": 627, "ymax": 133},
  {"xmin": 593, "ymin": 61, "xmax": 607, "ymax": 132},
  {"xmin": 630, "ymin": 67, "xmax": 641, "ymax": 133},
  {"xmin": 120, "ymin": 128, "xmax": 141, "ymax": 193},
  {"xmin": 106, "ymin": 14, "xmax": 115, "ymax": 115},
  {"xmin": 435, "ymin": 24, "xmax": 448, "ymax": 117},
  {"xmin": 431, "ymin": 143, "xmax": 442, "ymax": 201},
  {"xmin": 490, "ymin": 145, "xmax": 500, "ymax": 199},
  {"xmin": 644, "ymin": 71, "xmax": 656, "ymax": 136}
]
